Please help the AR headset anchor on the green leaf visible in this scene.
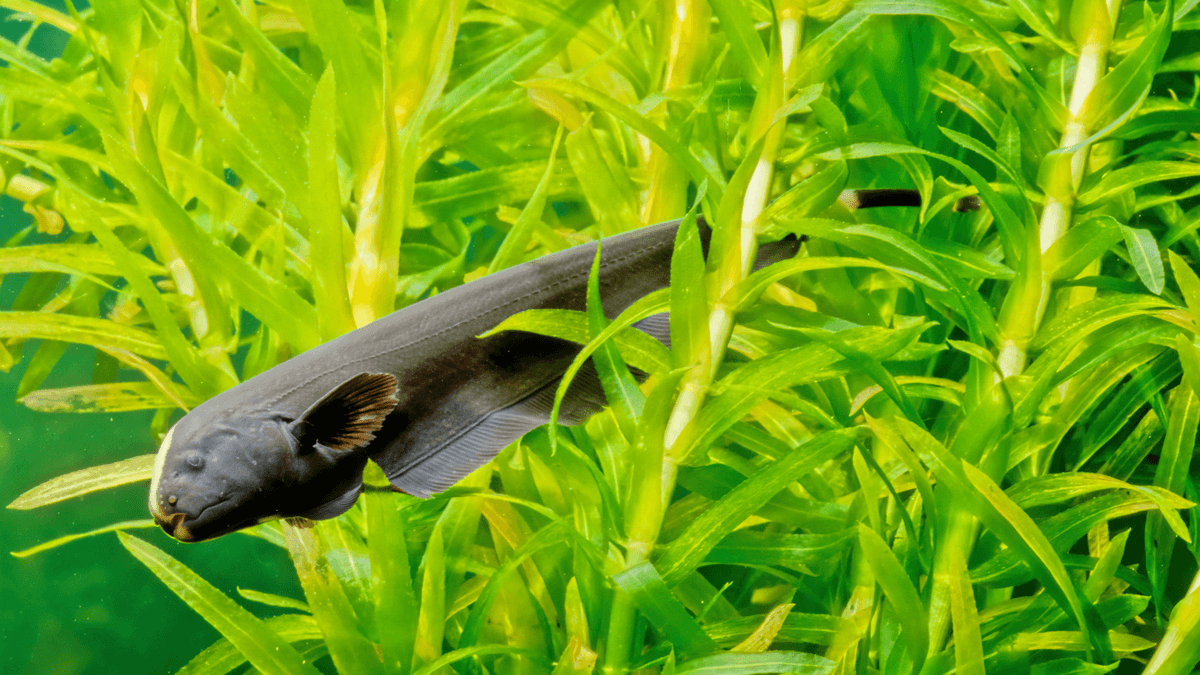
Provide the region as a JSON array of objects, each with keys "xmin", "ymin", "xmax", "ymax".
[
  {"xmin": 458, "ymin": 520, "xmax": 571, "ymax": 649},
  {"xmin": 856, "ymin": 0, "xmax": 1065, "ymax": 125},
  {"xmin": 306, "ymin": 67, "xmax": 356, "ymax": 341},
  {"xmin": 1177, "ymin": 334, "xmax": 1200, "ymax": 403},
  {"xmin": 0, "ymin": 243, "xmax": 165, "ymax": 277},
  {"xmin": 0, "ymin": 311, "xmax": 166, "ymax": 360},
  {"xmin": 1079, "ymin": 162, "xmax": 1200, "ymax": 210},
  {"xmin": 363, "ymin": 466, "xmax": 418, "ymax": 675},
  {"xmin": 1077, "ymin": 3, "xmax": 1172, "ymax": 134},
  {"xmin": 760, "ymin": 161, "xmax": 848, "ymax": 234},
  {"xmin": 566, "ymin": 117, "xmax": 641, "ymax": 236},
  {"xmin": 302, "ymin": 0, "xmax": 379, "ymax": 161},
  {"xmin": 706, "ymin": 612, "xmax": 852, "ymax": 648},
  {"xmin": 1011, "ymin": 631, "xmax": 1153, "ymax": 654},
  {"xmin": 283, "ymin": 521, "xmax": 384, "ymax": 675},
  {"xmin": 7, "ymin": 454, "xmax": 156, "ymax": 510},
  {"xmin": 551, "ymin": 637, "xmax": 598, "ymax": 675},
  {"xmin": 706, "ymin": 530, "xmax": 854, "ymax": 573},
  {"xmin": 426, "ymin": 0, "xmax": 608, "ymax": 141},
  {"xmin": 894, "ymin": 419, "xmax": 1105, "ymax": 657},
  {"xmin": 810, "ymin": 139, "xmax": 1029, "ymax": 296},
  {"xmin": 677, "ymin": 324, "xmax": 930, "ymax": 463},
  {"xmin": 674, "ymin": 652, "xmax": 836, "ymax": 674},
  {"xmin": 175, "ymin": 614, "xmax": 322, "ymax": 675},
  {"xmin": 939, "ymin": 126, "xmax": 1024, "ymax": 188},
  {"xmin": 586, "ymin": 244, "xmax": 643, "ymax": 437},
  {"xmin": 948, "ymin": 547, "xmax": 984, "ymax": 675},
  {"xmin": 213, "ymin": 0, "xmax": 315, "ymax": 120},
  {"xmin": 413, "ymin": 521, "xmax": 446, "ymax": 671},
  {"xmin": 86, "ymin": 220, "xmax": 237, "ymax": 398},
  {"xmin": 413, "ymin": 161, "xmax": 574, "ymax": 225},
  {"xmin": 612, "ymin": 563, "xmax": 719, "ymax": 659},
  {"xmin": 19, "ymin": 382, "xmax": 199, "ymax": 413},
  {"xmin": 671, "ymin": 184, "xmax": 710, "ymax": 369},
  {"xmin": 1006, "ymin": 473, "xmax": 1192, "ymax": 525},
  {"xmin": 10, "ymin": 519, "xmax": 157, "ymax": 558},
  {"xmin": 1148, "ymin": 383, "xmax": 1200, "ymax": 618},
  {"xmin": 118, "ymin": 532, "xmax": 322, "ymax": 675},
  {"xmin": 411, "ymin": 646, "xmax": 549, "ymax": 675},
  {"xmin": 784, "ymin": 324, "xmax": 926, "ymax": 427},
  {"xmin": 484, "ymin": 289, "xmax": 671, "ymax": 451},
  {"xmin": 917, "ymin": 235, "xmax": 1016, "ymax": 280},
  {"xmin": 519, "ymin": 77, "xmax": 725, "ymax": 201},
  {"xmin": 707, "ymin": 0, "xmax": 767, "ymax": 85},
  {"xmin": 483, "ymin": 308, "xmax": 671, "ymax": 376},
  {"xmin": 490, "ymin": 126, "xmax": 564, "ymax": 273},
  {"xmin": 929, "ymin": 69, "xmax": 1003, "ymax": 139},
  {"xmin": 1120, "ymin": 226, "xmax": 1166, "ymax": 295},
  {"xmin": 1031, "ymin": 295, "xmax": 1172, "ymax": 351},
  {"xmin": 1170, "ymin": 250, "xmax": 1200, "ymax": 318},
  {"xmin": 236, "ymin": 588, "xmax": 311, "ymax": 614},
  {"xmin": 656, "ymin": 429, "xmax": 857, "ymax": 584},
  {"xmin": 221, "ymin": 77, "xmax": 307, "ymax": 201},
  {"xmin": 857, "ymin": 525, "xmax": 927, "ymax": 674},
  {"xmin": 1006, "ymin": 0, "xmax": 1067, "ymax": 48},
  {"xmin": 102, "ymin": 133, "xmax": 322, "ymax": 352},
  {"xmin": 1082, "ymin": 530, "xmax": 1131, "ymax": 602},
  {"xmin": 726, "ymin": 256, "xmax": 908, "ymax": 312},
  {"xmin": 1046, "ymin": 215, "xmax": 1123, "ymax": 281},
  {"xmin": 1144, "ymin": 572, "xmax": 1200, "ymax": 675}
]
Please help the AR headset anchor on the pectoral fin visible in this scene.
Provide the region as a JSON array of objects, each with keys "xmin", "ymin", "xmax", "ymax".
[{"xmin": 289, "ymin": 372, "xmax": 400, "ymax": 456}]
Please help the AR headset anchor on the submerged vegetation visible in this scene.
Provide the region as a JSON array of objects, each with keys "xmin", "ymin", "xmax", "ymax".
[{"xmin": 3, "ymin": 0, "xmax": 1200, "ymax": 672}]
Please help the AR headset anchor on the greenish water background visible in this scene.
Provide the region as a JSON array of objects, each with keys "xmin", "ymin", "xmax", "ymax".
[{"xmin": 0, "ymin": 12, "xmax": 300, "ymax": 673}]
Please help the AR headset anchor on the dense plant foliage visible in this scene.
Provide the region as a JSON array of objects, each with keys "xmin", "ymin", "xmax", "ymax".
[{"xmin": 4, "ymin": 0, "xmax": 1200, "ymax": 673}]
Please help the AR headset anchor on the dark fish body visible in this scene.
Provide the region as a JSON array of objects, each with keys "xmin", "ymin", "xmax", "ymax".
[
  {"xmin": 151, "ymin": 218, "xmax": 794, "ymax": 541},
  {"xmin": 149, "ymin": 185, "xmax": 978, "ymax": 542}
]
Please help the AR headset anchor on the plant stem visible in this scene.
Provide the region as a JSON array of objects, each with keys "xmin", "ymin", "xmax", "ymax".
[
  {"xmin": 602, "ymin": 3, "xmax": 711, "ymax": 670},
  {"xmin": 605, "ymin": 11, "xmax": 790, "ymax": 673},
  {"xmin": 641, "ymin": 0, "xmax": 709, "ymax": 226},
  {"xmin": 995, "ymin": 0, "xmax": 1119, "ymax": 379},
  {"xmin": 931, "ymin": 1, "xmax": 1123, "ymax": 657}
]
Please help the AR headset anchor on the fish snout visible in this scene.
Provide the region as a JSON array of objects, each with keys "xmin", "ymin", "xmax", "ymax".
[
  {"xmin": 150, "ymin": 492, "xmax": 200, "ymax": 542},
  {"xmin": 155, "ymin": 510, "xmax": 194, "ymax": 541}
]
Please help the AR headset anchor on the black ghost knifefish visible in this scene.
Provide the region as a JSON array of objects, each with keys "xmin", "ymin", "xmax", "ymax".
[
  {"xmin": 149, "ymin": 190, "xmax": 979, "ymax": 542},
  {"xmin": 150, "ymin": 216, "xmax": 745, "ymax": 542}
]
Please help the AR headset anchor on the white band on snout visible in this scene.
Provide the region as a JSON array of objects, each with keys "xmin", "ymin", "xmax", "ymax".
[{"xmin": 148, "ymin": 425, "xmax": 176, "ymax": 517}]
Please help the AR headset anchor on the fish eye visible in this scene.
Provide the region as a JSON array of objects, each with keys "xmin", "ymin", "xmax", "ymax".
[{"xmin": 186, "ymin": 455, "xmax": 205, "ymax": 469}]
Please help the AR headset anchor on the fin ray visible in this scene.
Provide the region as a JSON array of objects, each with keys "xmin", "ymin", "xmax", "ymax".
[{"xmin": 291, "ymin": 372, "xmax": 400, "ymax": 452}]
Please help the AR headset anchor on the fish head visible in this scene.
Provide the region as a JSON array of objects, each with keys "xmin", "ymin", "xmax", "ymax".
[
  {"xmin": 149, "ymin": 372, "xmax": 400, "ymax": 542},
  {"xmin": 149, "ymin": 410, "xmax": 299, "ymax": 542}
]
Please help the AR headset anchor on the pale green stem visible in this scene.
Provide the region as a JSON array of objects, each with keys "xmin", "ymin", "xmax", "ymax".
[
  {"xmin": 940, "ymin": 3, "xmax": 1121, "ymax": 657},
  {"xmin": 997, "ymin": 5, "xmax": 1118, "ymax": 379},
  {"xmin": 605, "ymin": 24, "xmax": 788, "ymax": 675}
]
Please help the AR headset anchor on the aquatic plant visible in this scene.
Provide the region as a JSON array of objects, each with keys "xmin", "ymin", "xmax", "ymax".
[{"xmin": 4, "ymin": 0, "xmax": 1200, "ymax": 673}]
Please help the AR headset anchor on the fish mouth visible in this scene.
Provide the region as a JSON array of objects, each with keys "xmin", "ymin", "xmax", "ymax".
[
  {"xmin": 156, "ymin": 511, "xmax": 187, "ymax": 539},
  {"xmin": 156, "ymin": 495, "xmax": 231, "ymax": 543}
]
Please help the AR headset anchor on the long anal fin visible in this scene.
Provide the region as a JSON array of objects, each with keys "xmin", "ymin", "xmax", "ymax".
[
  {"xmin": 632, "ymin": 312, "xmax": 671, "ymax": 347},
  {"xmin": 382, "ymin": 365, "xmax": 606, "ymax": 499}
]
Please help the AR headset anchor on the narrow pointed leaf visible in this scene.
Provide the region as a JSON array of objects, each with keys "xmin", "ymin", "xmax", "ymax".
[{"xmin": 118, "ymin": 532, "xmax": 322, "ymax": 675}]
